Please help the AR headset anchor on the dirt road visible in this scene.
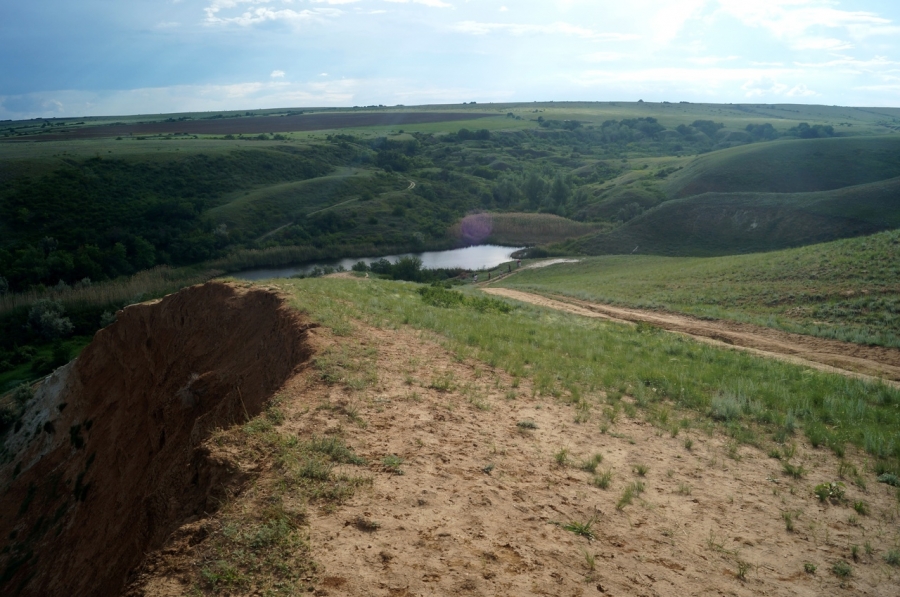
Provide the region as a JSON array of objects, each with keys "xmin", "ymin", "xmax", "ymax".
[{"xmin": 483, "ymin": 287, "xmax": 900, "ymax": 387}]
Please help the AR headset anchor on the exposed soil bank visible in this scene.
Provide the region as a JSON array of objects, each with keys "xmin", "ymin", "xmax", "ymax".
[{"xmin": 0, "ymin": 283, "xmax": 314, "ymax": 597}]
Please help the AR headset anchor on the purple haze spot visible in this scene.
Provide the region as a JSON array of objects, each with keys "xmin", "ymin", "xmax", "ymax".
[{"xmin": 459, "ymin": 214, "xmax": 493, "ymax": 244}]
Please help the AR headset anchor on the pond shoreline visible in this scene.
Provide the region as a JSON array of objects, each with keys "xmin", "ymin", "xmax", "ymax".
[{"xmin": 229, "ymin": 244, "xmax": 526, "ymax": 281}]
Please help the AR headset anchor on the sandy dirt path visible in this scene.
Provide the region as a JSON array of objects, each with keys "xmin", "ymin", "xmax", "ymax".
[{"xmin": 483, "ymin": 288, "xmax": 900, "ymax": 387}]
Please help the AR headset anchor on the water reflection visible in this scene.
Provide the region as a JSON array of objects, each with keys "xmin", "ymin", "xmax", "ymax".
[{"xmin": 230, "ymin": 244, "xmax": 524, "ymax": 281}]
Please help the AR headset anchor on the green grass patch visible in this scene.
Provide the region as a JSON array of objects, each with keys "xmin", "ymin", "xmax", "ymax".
[
  {"xmin": 501, "ymin": 228, "xmax": 900, "ymax": 348},
  {"xmin": 276, "ymin": 277, "xmax": 900, "ymax": 473}
]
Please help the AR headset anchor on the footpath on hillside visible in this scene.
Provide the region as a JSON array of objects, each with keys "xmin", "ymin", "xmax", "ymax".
[{"xmin": 482, "ymin": 283, "xmax": 900, "ymax": 388}]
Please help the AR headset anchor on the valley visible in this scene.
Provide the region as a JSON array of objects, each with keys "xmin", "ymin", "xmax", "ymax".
[{"xmin": 2, "ymin": 101, "xmax": 900, "ymax": 596}]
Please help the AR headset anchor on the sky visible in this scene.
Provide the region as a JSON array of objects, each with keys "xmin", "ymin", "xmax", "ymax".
[{"xmin": 2, "ymin": 0, "xmax": 900, "ymax": 119}]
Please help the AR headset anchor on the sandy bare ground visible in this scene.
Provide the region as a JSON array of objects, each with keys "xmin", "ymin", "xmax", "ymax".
[
  {"xmin": 130, "ymin": 300, "xmax": 900, "ymax": 597},
  {"xmin": 483, "ymin": 288, "xmax": 900, "ymax": 387}
]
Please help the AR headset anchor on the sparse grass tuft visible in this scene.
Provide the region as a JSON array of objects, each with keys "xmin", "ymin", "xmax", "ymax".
[
  {"xmin": 782, "ymin": 511, "xmax": 795, "ymax": 532},
  {"xmin": 853, "ymin": 500, "xmax": 869, "ymax": 516},
  {"xmin": 736, "ymin": 560, "xmax": 751, "ymax": 581},
  {"xmin": 616, "ymin": 481, "xmax": 645, "ymax": 510},
  {"xmin": 633, "ymin": 463, "xmax": 649, "ymax": 476},
  {"xmin": 782, "ymin": 462, "xmax": 805, "ymax": 479},
  {"xmin": 562, "ymin": 518, "xmax": 596, "ymax": 540},
  {"xmin": 583, "ymin": 549, "xmax": 596, "ymax": 571},
  {"xmin": 579, "ymin": 454, "xmax": 604, "ymax": 473},
  {"xmin": 593, "ymin": 470, "xmax": 613, "ymax": 490},
  {"xmin": 885, "ymin": 550, "xmax": 900, "ymax": 567},
  {"xmin": 554, "ymin": 448, "xmax": 570, "ymax": 467},
  {"xmin": 804, "ymin": 562, "xmax": 817, "ymax": 574},
  {"xmin": 516, "ymin": 419, "xmax": 538, "ymax": 430},
  {"xmin": 382, "ymin": 454, "xmax": 404, "ymax": 475},
  {"xmin": 832, "ymin": 560, "xmax": 852, "ymax": 578}
]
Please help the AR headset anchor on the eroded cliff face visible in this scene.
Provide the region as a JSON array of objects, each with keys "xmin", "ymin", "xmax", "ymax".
[{"xmin": 0, "ymin": 283, "xmax": 314, "ymax": 597}]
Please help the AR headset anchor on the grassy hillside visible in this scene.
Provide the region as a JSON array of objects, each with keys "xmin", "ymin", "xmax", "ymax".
[
  {"xmin": 666, "ymin": 136, "xmax": 900, "ymax": 197},
  {"xmin": 281, "ymin": 275, "xmax": 900, "ymax": 471},
  {"xmin": 572, "ymin": 176, "xmax": 900, "ymax": 256},
  {"xmin": 501, "ymin": 229, "xmax": 900, "ymax": 347}
]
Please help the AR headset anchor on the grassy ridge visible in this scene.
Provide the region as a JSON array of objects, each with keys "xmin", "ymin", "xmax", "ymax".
[
  {"xmin": 272, "ymin": 276, "xmax": 900, "ymax": 473},
  {"xmin": 573, "ymin": 176, "xmax": 900, "ymax": 256},
  {"xmin": 666, "ymin": 136, "xmax": 900, "ymax": 197},
  {"xmin": 208, "ymin": 168, "xmax": 400, "ymax": 237},
  {"xmin": 501, "ymin": 229, "xmax": 900, "ymax": 347}
]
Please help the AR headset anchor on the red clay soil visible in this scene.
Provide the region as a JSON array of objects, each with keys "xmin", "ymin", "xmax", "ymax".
[
  {"xmin": 0, "ymin": 283, "xmax": 315, "ymax": 597},
  {"xmin": 15, "ymin": 112, "xmax": 494, "ymax": 141}
]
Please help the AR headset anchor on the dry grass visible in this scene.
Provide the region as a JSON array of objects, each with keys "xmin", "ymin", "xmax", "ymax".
[
  {"xmin": 449, "ymin": 212, "xmax": 600, "ymax": 246},
  {"xmin": 0, "ymin": 266, "xmax": 221, "ymax": 316}
]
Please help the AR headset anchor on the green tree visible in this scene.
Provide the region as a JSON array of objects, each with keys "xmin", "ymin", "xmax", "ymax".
[
  {"xmin": 550, "ymin": 173, "xmax": 571, "ymax": 207},
  {"xmin": 27, "ymin": 299, "xmax": 74, "ymax": 340},
  {"xmin": 130, "ymin": 236, "xmax": 157, "ymax": 270},
  {"xmin": 492, "ymin": 177, "xmax": 522, "ymax": 208},
  {"xmin": 523, "ymin": 172, "xmax": 546, "ymax": 208}
]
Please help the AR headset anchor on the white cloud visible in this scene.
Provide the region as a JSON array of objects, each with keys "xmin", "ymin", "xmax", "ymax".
[
  {"xmin": 204, "ymin": 1, "xmax": 342, "ymax": 26},
  {"xmin": 384, "ymin": 0, "xmax": 452, "ymax": 8},
  {"xmin": 687, "ymin": 55, "xmax": 740, "ymax": 65},
  {"xmin": 714, "ymin": 0, "xmax": 894, "ymax": 45},
  {"xmin": 271, "ymin": 70, "xmax": 286, "ymax": 78},
  {"xmin": 582, "ymin": 52, "xmax": 627, "ymax": 62},
  {"xmin": 741, "ymin": 75, "xmax": 817, "ymax": 97},
  {"xmin": 452, "ymin": 20, "xmax": 638, "ymax": 40},
  {"xmin": 790, "ymin": 37, "xmax": 853, "ymax": 51}
]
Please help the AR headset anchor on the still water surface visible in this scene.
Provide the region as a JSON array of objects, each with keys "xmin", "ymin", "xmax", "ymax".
[{"xmin": 231, "ymin": 244, "xmax": 524, "ymax": 281}]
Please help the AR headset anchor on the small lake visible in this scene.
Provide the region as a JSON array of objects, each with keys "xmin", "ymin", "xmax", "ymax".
[{"xmin": 231, "ymin": 244, "xmax": 525, "ymax": 281}]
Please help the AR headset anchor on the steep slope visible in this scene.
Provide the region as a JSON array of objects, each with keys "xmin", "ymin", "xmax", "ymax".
[{"xmin": 0, "ymin": 283, "xmax": 314, "ymax": 597}]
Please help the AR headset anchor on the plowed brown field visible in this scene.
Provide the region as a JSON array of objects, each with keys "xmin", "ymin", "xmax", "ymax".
[{"xmin": 17, "ymin": 112, "xmax": 494, "ymax": 141}]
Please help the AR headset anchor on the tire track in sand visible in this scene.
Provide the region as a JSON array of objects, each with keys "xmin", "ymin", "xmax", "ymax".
[{"xmin": 483, "ymin": 287, "xmax": 900, "ymax": 388}]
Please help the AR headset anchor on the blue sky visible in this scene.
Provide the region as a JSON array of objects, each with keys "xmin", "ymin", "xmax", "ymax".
[{"xmin": 2, "ymin": 0, "xmax": 899, "ymax": 119}]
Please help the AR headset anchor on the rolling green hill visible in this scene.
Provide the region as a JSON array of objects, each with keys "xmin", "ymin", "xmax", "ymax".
[
  {"xmin": 572, "ymin": 176, "xmax": 900, "ymax": 256},
  {"xmin": 665, "ymin": 136, "xmax": 900, "ymax": 197}
]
